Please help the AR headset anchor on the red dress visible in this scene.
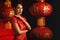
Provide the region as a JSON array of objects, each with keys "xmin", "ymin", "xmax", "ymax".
[{"xmin": 12, "ymin": 16, "xmax": 27, "ymax": 40}]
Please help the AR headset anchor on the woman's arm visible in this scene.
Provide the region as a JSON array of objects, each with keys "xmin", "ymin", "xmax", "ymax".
[
  {"xmin": 13, "ymin": 22, "xmax": 28, "ymax": 35},
  {"xmin": 15, "ymin": 15, "xmax": 31, "ymax": 30}
]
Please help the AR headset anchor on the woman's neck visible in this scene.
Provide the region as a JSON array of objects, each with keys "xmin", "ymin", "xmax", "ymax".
[{"xmin": 16, "ymin": 14, "xmax": 22, "ymax": 16}]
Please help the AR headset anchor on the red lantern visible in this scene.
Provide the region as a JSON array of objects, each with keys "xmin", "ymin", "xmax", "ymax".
[
  {"xmin": 3, "ymin": 7, "xmax": 14, "ymax": 18},
  {"xmin": 29, "ymin": 0, "xmax": 53, "ymax": 40},
  {"xmin": 30, "ymin": 17, "xmax": 53, "ymax": 40},
  {"xmin": 3, "ymin": 0, "xmax": 14, "ymax": 18},
  {"xmin": 29, "ymin": 2, "xmax": 53, "ymax": 17},
  {"xmin": 30, "ymin": 27, "xmax": 53, "ymax": 40},
  {"xmin": 0, "ymin": 0, "xmax": 15, "ymax": 40}
]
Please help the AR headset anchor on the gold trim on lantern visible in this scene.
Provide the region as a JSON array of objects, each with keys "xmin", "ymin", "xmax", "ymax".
[{"xmin": 33, "ymin": 5, "xmax": 39, "ymax": 14}]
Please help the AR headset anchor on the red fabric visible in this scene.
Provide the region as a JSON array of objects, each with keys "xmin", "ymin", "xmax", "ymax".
[
  {"xmin": 0, "ymin": 16, "xmax": 27, "ymax": 40},
  {"xmin": 15, "ymin": 33, "xmax": 26, "ymax": 40},
  {"xmin": 0, "ymin": 19, "xmax": 15, "ymax": 36},
  {"xmin": 0, "ymin": 36, "xmax": 14, "ymax": 40},
  {"xmin": 0, "ymin": 19, "xmax": 15, "ymax": 40},
  {"xmin": 12, "ymin": 16, "xmax": 27, "ymax": 40}
]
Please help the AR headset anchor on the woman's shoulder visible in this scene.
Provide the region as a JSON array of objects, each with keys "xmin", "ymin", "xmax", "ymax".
[
  {"xmin": 11, "ymin": 16, "xmax": 17, "ymax": 23},
  {"xmin": 12, "ymin": 16, "xmax": 17, "ymax": 20}
]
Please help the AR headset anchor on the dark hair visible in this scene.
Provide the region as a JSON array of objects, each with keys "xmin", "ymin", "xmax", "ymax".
[{"xmin": 11, "ymin": 0, "xmax": 23, "ymax": 8}]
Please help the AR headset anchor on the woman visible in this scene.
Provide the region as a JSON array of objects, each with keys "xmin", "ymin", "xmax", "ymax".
[{"xmin": 12, "ymin": 3, "xmax": 31, "ymax": 40}]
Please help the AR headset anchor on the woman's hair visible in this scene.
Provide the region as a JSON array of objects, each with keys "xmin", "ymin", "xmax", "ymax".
[
  {"xmin": 15, "ymin": 2, "xmax": 23, "ymax": 8},
  {"xmin": 11, "ymin": 0, "xmax": 23, "ymax": 8},
  {"xmin": 16, "ymin": 3, "xmax": 23, "ymax": 8}
]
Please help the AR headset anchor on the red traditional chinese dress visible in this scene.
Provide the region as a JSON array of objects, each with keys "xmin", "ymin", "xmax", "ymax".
[{"xmin": 12, "ymin": 16, "xmax": 27, "ymax": 40}]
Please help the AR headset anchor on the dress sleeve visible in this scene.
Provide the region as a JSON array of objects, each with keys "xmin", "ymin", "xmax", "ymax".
[{"xmin": 11, "ymin": 17, "xmax": 17, "ymax": 23}]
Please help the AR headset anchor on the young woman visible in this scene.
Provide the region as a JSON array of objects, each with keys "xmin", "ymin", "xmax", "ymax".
[{"xmin": 12, "ymin": 3, "xmax": 31, "ymax": 40}]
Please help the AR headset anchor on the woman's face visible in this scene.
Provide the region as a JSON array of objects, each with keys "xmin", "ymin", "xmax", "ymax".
[{"xmin": 16, "ymin": 4, "xmax": 23, "ymax": 15}]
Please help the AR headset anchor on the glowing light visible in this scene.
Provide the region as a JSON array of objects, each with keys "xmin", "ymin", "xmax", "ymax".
[{"xmin": 43, "ymin": 6, "xmax": 50, "ymax": 13}]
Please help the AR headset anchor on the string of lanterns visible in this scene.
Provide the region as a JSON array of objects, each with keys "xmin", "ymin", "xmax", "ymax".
[{"xmin": 29, "ymin": 0, "xmax": 53, "ymax": 40}]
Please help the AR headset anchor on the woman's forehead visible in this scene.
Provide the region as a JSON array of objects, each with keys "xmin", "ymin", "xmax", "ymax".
[{"xmin": 17, "ymin": 4, "xmax": 23, "ymax": 8}]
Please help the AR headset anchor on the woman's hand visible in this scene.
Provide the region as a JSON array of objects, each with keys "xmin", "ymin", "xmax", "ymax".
[
  {"xmin": 15, "ymin": 15, "xmax": 31, "ymax": 30},
  {"xmin": 15, "ymin": 15, "xmax": 21, "ymax": 18}
]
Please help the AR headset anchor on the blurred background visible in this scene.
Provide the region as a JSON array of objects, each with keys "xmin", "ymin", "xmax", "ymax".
[{"xmin": 0, "ymin": 0, "xmax": 60, "ymax": 40}]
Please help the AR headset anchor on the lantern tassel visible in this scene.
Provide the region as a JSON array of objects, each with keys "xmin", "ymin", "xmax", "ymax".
[{"xmin": 37, "ymin": 17, "xmax": 45, "ymax": 27}]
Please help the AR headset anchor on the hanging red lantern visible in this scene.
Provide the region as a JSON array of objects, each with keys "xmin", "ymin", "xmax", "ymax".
[
  {"xmin": 3, "ymin": 0, "xmax": 14, "ymax": 18},
  {"xmin": 3, "ymin": 7, "xmax": 14, "ymax": 18},
  {"xmin": 30, "ymin": 27, "xmax": 53, "ymax": 40},
  {"xmin": 0, "ymin": 0, "xmax": 15, "ymax": 39},
  {"xmin": 29, "ymin": 0, "xmax": 53, "ymax": 17},
  {"xmin": 30, "ymin": 17, "xmax": 53, "ymax": 40},
  {"xmin": 3, "ymin": 0, "xmax": 14, "ymax": 29},
  {"xmin": 29, "ymin": 0, "xmax": 53, "ymax": 40}
]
